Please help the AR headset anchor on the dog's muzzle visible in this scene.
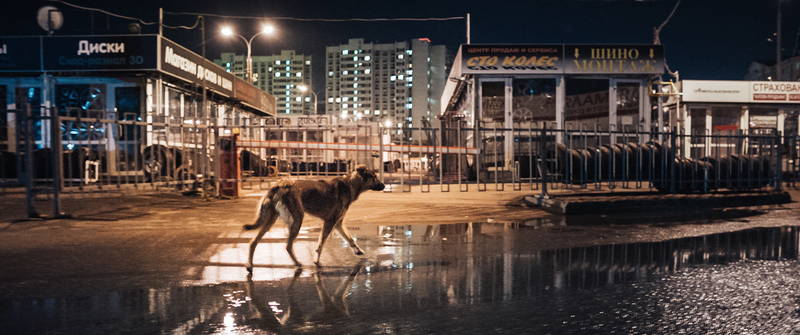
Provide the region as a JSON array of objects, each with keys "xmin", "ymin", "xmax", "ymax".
[{"xmin": 372, "ymin": 183, "xmax": 385, "ymax": 191}]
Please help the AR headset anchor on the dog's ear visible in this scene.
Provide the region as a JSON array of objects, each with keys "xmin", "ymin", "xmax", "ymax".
[{"xmin": 355, "ymin": 165, "xmax": 367, "ymax": 177}]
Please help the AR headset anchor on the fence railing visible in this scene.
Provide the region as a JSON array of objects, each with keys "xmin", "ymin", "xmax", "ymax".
[{"xmin": 1, "ymin": 105, "xmax": 797, "ymax": 218}]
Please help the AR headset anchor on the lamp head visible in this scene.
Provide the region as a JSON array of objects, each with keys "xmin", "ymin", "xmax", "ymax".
[{"xmin": 220, "ymin": 26, "xmax": 234, "ymax": 37}]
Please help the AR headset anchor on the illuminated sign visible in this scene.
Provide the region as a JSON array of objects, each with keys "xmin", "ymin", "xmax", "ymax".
[
  {"xmin": 461, "ymin": 44, "xmax": 664, "ymax": 75},
  {"xmin": 682, "ymin": 80, "xmax": 800, "ymax": 103},
  {"xmin": 462, "ymin": 45, "xmax": 562, "ymax": 74}
]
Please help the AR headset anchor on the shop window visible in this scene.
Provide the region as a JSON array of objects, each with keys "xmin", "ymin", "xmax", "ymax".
[
  {"xmin": 616, "ymin": 82, "xmax": 640, "ymax": 132},
  {"xmin": 749, "ymin": 107, "xmax": 778, "ymax": 131},
  {"xmin": 55, "ymin": 84, "xmax": 105, "ymax": 117},
  {"xmin": 786, "ymin": 110, "xmax": 799, "ymax": 136},
  {"xmin": 480, "ymin": 81, "xmax": 505, "ymax": 124},
  {"xmin": 565, "ymin": 79, "xmax": 609, "ymax": 130},
  {"xmin": 16, "ymin": 87, "xmax": 43, "ymax": 145},
  {"xmin": 0, "ymin": 85, "xmax": 6, "ymax": 151},
  {"xmin": 711, "ymin": 106, "xmax": 741, "ymax": 157},
  {"xmin": 512, "ymin": 78, "xmax": 555, "ymax": 124}
]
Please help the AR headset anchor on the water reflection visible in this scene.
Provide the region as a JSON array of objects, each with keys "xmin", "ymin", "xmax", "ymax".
[{"xmin": 2, "ymin": 226, "xmax": 799, "ymax": 334}]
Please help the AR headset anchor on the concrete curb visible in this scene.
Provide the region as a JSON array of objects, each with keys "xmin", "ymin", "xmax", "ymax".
[{"xmin": 524, "ymin": 191, "xmax": 793, "ymax": 215}]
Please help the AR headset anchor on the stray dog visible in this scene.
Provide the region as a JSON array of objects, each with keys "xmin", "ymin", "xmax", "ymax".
[{"xmin": 244, "ymin": 166, "xmax": 385, "ymax": 271}]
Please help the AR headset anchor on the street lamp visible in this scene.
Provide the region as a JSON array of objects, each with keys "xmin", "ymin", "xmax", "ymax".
[
  {"xmin": 220, "ymin": 23, "xmax": 276, "ymax": 82},
  {"xmin": 297, "ymin": 84, "xmax": 318, "ymax": 115}
]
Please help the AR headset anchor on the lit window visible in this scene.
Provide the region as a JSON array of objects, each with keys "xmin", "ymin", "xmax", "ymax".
[
  {"xmin": 343, "ymin": 97, "xmax": 349, "ymax": 101},
  {"xmin": 407, "ymin": 76, "xmax": 413, "ymax": 82},
  {"xmin": 406, "ymin": 50, "xmax": 412, "ymax": 55},
  {"xmin": 275, "ymin": 60, "xmax": 280, "ymax": 65},
  {"xmin": 328, "ymin": 71, "xmax": 334, "ymax": 77},
  {"xmin": 328, "ymin": 97, "xmax": 334, "ymax": 103},
  {"xmin": 353, "ymin": 83, "xmax": 358, "ymax": 88},
  {"xmin": 343, "ymin": 70, "xmax": 348, "ymax": 75},
  {"xmin": 398, "ymin": 54, "xmax": 404, "ymax": 60},
  {"xmin": 390, "ymin": 75, "xmax": 396, "ymax": 81},
  {"xmin": 365, "ymin": 69, "xmax": 371, "ymax": 74},
  {"xmin": 406, "ymin": 103, "xmax": 412, "ymax": 109},
  {"xmin": 275, "ymin": 72, "xmax": 281, "ymax": 77},
  {"xmin": 398, "ymin": 75, "xmax": 404, "ymax": 80},
  {"xmin": 285, "ymin": 66, "xmax": 290, "ymax": 71},
  {"xmin": 285, "ymin": 60, "xmax": 290, "ymax": 65},
  {"xmin": 285, "ymin": 97, "xmax": 290, "ymax": 101},
  {"xmin": 365, "ymin": 55, "xmax": 371, "ymax": 61},
  {"xmin": 285, "ymin": 103, "xmax": 290, "ymax": 107},
  {"xmin": 342, "ymin": 50, "xmax": 349, "ymax": 55},
  {"xmin": 305, "ymin": 97, "xmax": 311, "ymax": 102},
  {"xmin": 335, "ymin": 97, "xmax": 341, "ymax": 102},
  {"xmin": 353, "ymin": 56, "xmax": 358, "ymax": 61},
  {"xmin": 305, "ymin": 60, "xmax": 311, "ymax": 65},
  {"xmin": 342, "ymin": 103, "xmax": 348, "ymax": 108},
  {"xmin": 295, "ymin": 97, "xmax": 302, "ymax": 102},
  {"xmin": 268, "ymin": 67, "xmax": 273, "ymax": 72},
  {"xmin": 406, "ymin": 70, "xmax": 413, "ymax": 75},
  {"xmin": 296, "ymin": 72, "xmax": 302, "ymax": 77}
]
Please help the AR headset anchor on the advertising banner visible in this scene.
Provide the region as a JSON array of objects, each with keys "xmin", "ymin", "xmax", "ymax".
[
  {"xmin": 681, "ymin": 80, "xmax": 749, "ymax": 103},
  {"xmin": 234, "ymin": 79, "xmax": 276, "ymax": 116},
  {"xmin": 159, "ymin": 37, "xmax": 234, "ymax": 96},
  {"xmin": 460, "ymin": 44, "xmax": 664, "ymax": 75},
  {"xmin": 563, "ymin": 45, "xmax": 664, "ymax": 74},
  {"xmin": 461, "ymin": 45, "xmax": 563, "ymax": 74},
  {"xmin": 682, "ymin": 80, "xmax": 800, "ymax": 104},
  {"xmin": 42, "ymin": 35, "xmax": 157, "ymax": 71},
  {"xmin": 0, "ymin": 37, "xmax": 41, "ymax": 72}
]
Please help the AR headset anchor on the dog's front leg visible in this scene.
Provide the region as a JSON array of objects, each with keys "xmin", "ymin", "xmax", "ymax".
[{"xmin": 335, "ymin": 222, "xmax": 365, "ymax": 256}]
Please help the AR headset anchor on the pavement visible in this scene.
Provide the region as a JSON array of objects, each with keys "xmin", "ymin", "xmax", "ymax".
[{"xmin": 0, "ymin": 185, "xmax": 798, "ymax": 298}]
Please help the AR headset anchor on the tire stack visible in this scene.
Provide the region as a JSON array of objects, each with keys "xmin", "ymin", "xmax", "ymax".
[{"xmin": 545, "ymin": 141, "xmax": 773, "ymax": 193}]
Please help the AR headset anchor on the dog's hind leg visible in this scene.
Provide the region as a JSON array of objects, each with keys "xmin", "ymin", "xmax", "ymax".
[
  {"xmin": 247, "ymin": 206, "xmax": 278, "ymax": 273},
  {"xmin": 284, "ymin": 208, "xmax": 304, "ymax": 267},
  {"xmin": 314, "ymin": 218, "xmax": 337, "ymax": 266},
  {"xmin": 335, "ymin": 221, "xmax": 365, "ymax": 256}
]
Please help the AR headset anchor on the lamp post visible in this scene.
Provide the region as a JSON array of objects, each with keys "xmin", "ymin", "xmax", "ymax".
[
  {"xmin": 297, "ymin": 84, "xmax": 318, "ymax": 115},
  {"xmin": 220, "ymin": 24, "xmax": 276, "ymax": 82}
]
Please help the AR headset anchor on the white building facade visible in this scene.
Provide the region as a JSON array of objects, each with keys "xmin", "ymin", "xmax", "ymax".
[
  {"xmin": 215, "ymin": 50, "xmax": 314, "ymax": 115},
  {"xmin": 325, "ymin": 38, "xmax": 447, "ymax": 140}
]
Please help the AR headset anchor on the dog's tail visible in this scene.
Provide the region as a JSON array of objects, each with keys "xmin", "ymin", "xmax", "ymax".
[{"xmin": 243, "ymin": 185, "xmax": 282, "ymax": 230}]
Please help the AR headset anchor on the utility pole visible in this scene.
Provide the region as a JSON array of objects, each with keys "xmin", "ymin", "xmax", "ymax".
[
  {"xmin": 466, "ymin": 13, "xmax": 471, "ymax": 44},
  {"xmin": 776, "ymin": 0, "xmax": 782, "ymax": 80},
  {"xmin": 158, "ymin": 8, "xmax": 163, "ymax": 36}
]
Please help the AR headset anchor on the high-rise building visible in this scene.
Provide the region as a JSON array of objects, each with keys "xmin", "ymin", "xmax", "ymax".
[
  {"xmin": 325, "ymin": 38, "xmax": 448, "ymax": 139},
  {"xmin": 215, "ymin": 50, "xmax": 314, "ymax": 114},
  {"xmin": 745, "ymin": 56, "xmax": 800, "ymax": 81}
]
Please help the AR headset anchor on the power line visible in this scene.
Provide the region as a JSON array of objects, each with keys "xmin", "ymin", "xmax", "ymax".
[
  {"xmin": 50, "ymin": 0, "xmax": 156, "ymax": 25},
  {"xmin": 49, "ymin": 0, "xmax": 200, "ymax": 29},
  {"xmin": 164, "ymin": 11, "xmax": 465, "ymax": 22}
]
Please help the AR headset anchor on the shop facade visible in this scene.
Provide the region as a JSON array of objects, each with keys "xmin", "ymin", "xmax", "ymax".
[
  {"xmin": 666, "ymin": 80, "xmax": 800, "ymax": 158},
  {"xmin": 440, "ymin": 44, "xmax": 664, "ymax": 170},
  {"xmin": 0, "ymin": 34, "xmax": 275, "ymax": 179}
]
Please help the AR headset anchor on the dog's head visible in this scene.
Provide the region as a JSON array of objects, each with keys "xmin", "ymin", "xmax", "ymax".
[{"xmin": 355, "ymin": 165, "xmax": 385, "ymax": 191}]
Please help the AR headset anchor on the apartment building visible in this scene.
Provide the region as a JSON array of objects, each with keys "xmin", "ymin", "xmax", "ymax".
[
  {"xmin": 216, "ymin": 50, "xmax": 314, "ymax": 114},
  {"xmin": 325, "ymin": 38, "xmax": 447, "ymax": 140}
]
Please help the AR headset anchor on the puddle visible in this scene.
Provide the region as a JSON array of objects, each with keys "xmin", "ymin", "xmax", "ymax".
[{"xmin": 2, "ymin": 225, "xmax": 800, "ymax": 334}]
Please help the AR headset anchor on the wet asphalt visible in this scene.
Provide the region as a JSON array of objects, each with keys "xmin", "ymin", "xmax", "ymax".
[
  {"xmin": 2, "ymin": 216, "xmax": 800, "ymax": 334},
  {"xmin": 1, "ymin": 188, "xmax": 800, "ymax": 334}
]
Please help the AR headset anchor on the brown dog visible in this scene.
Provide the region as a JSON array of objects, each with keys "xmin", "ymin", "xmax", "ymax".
[{"xmin": 244, "ymin": 166, "xmax": 385, "ymax": 271}]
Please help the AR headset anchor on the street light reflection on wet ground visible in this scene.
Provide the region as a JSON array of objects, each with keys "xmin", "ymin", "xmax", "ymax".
[{"xmin": 3, "ymin": 224, "xmax": 800, "ymax": 334}]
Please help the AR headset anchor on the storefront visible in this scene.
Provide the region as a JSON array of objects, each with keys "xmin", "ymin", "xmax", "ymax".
[
  {"xmin": 665, "ymin": 80, "xmax": 800, "ymax": 158},
  {"xmin": 440, "ymin": 44, "xmax": 664, "ymax": 170},
  {"xmin": 0, "ymin": 34, "xmax": 275, "ymax": 178}
]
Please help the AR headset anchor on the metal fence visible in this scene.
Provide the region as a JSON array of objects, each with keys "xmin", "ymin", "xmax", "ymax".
[{"xmin": 1, "ymin": 105, "xmax": 798, "ymax": 218}]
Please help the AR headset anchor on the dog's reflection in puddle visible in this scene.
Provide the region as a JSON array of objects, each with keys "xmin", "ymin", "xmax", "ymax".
[{"xmin": 243, "ymin": 261, "xmax": 365, "ymax": 331}]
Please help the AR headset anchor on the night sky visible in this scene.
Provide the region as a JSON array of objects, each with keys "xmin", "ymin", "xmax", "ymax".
[{"xmin": 1, "ymin": 0, "xmax": 798, "ymax": 93}]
